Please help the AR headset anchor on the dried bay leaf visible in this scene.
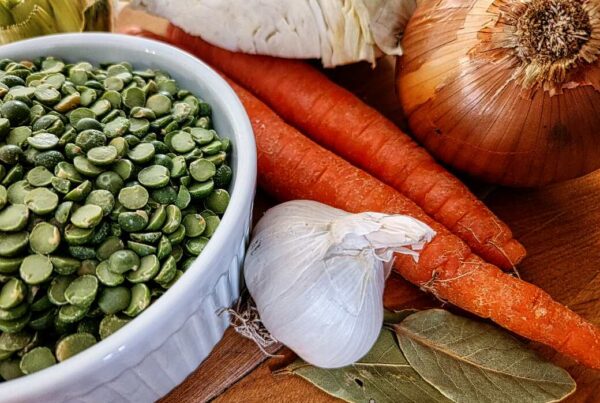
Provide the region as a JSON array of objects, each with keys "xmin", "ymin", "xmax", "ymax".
[
  {"xmin": 284, "ymin": 327, "xmax": 451, "ymax": 403},
  {"xmin": 394, "ymin": 309, "xmax": 576, "ymax": 403},
  {"xmin": 383, "ymin": 309, "xmax": 417, "ymax": 325}
]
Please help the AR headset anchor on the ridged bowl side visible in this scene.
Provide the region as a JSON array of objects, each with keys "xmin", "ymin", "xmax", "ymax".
[{"xmin": 64, "ymin": 221, "xmax": 250, "ymax": 403}]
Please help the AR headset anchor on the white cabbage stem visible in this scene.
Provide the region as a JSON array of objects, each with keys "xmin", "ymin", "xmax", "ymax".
[
  {"xmin": 130, "ymin": 0, "xmax": 417, "ymax": 67},
  {"xmin": 244, "ymin": 200, "xmax": 434, "ymax": 368}
]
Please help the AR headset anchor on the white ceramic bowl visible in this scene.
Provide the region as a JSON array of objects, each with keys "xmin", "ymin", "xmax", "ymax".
[{"xmin": 0, "ymin": 33, "xmax": 256, "ymax": 402}]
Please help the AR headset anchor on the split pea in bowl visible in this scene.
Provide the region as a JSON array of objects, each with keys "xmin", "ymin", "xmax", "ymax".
[{"xmin": 0, "ymin": 33, "xmax": 256, "ymax": 402}]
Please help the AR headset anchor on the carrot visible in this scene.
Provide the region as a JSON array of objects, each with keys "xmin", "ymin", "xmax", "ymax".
[
  {"xmin": 227, "ymin": 78, "xmax": 600, "ymax": 368},
  {"xmin": 128, "ymin": 27, "xmax": 600, "ymax": 368},
  {"xmin": 165, "ymin": 24, "xmax": 526, "ymax": 271}
]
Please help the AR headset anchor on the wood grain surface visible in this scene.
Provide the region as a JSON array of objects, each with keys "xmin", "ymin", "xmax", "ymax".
[{"xmin": 117, "ymin": 6, "xmax": 600, "ymax": 402}]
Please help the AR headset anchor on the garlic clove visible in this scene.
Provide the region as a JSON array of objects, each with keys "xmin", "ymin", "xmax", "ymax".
[{"xmin": 260, "ymin": 253, "xmax": 385, "ymax": 368}]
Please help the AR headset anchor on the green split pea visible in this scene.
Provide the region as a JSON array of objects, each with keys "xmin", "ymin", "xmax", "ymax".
[{"xmin": 0, "ymin": 57, "xmax": 233, "ymax": 382}]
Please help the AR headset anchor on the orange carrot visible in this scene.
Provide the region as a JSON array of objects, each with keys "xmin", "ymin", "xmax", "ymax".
[
  {"xmin": 227, "ymin": 77, "xmax": 600, "ymax": 369},
  {"xmin": 128, "ymin": 27, "xmax": 600, "ymax": 368},
  {"xmin": 165, "ymin": 25, "xmax": 526, "ymax": 271}
]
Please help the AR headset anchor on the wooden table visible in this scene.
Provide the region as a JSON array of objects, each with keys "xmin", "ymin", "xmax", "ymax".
[{"xmin": 117, "ymin": 7, "xmax": 600, "ymax": 402}]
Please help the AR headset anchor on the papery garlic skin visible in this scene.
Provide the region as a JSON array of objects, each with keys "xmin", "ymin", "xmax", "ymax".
[
  {"xmin": 244, "ymin": 200, "xmax": 435, "ymax": 368},
  {"xmin": 130, "ymin": 0, "xmax": 417, "ymax": 67}
]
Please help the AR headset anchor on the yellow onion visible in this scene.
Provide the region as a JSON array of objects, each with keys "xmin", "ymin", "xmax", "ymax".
[{"xmin": 396, "ymin": 0, "xmax": 600, "ymax": 187}]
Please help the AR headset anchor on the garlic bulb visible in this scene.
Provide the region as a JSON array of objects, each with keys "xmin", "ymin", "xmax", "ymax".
[
  {"xmin": 130, "ymin": 0, "xmax": 417, "ymax": 67},
  {"xmin": 244, "ymin": 200, "xmax": 435, "ymax": 368}
]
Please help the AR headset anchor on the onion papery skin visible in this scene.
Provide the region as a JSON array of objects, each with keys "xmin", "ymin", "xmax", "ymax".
[{"xmin": 397, "ymin": 0, "xmax": 600, "ymax": 187}]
